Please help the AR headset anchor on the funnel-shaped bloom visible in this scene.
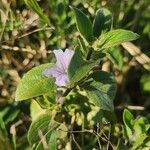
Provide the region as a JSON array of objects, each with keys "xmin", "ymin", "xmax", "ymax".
[{"xmin": 43, "ymin": 49, "xmax": 74, "ymax": 86}]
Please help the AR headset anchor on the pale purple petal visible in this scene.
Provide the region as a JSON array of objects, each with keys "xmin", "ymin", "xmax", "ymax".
[
  {"xmin": 43, "ymin": 66, "xmax": 63, "ymax": 78},
  {"xmin": 43, "ymin": 66, "xmax": 68, "ymax": 86},
  {"xmin": 53, "ymin": 49, "xmax": 67, "ymax": 72},
  {"xmin": 64, "ymin": 49, "xmax": 74, "ymax": 68},
  {"xmin": 54, "ymin": 49, "xmax": 74, "ymax": 71},
  {"xmin": 43, "ymin": 49, "xmax": 74, "ymax": 87},
  {"xmin": 55, "ymin": 74, "xmax": 69, "ymax": 86}
]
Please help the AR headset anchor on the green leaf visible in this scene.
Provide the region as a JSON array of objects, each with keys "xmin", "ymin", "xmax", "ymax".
[
  {"xmin": 28, "ymin": 113, "xmax": 52, "ymax": 145},
  {"xmin": 106, "ymin": 48, "xmax": 124, "ymax": 70},
  {"xmin": 24, "ymin": 0, "xmax": 50, "ymax": 25},
  {"xmin": 123, "ymin": 109, "xmax": 134, "ymax": 139},
  {"xmin": 0, "ymin": 117, "xmax": 8, "ymax": 138},
  {"xmin": 30, "ymin": 100, "xmax": 46, "ymax": 121},
  {"xmin": 56, "ymin": 2, "xmax": 66, "ymax": 21},
  {"xmin": 35, "ymin": 129, "xmax": 58, "ymax": 150},
  {"xmin": 133, "ymin": 117, "xmax": 146, "ymax": 135},
  {"xmin": 132, "ymin": 117, "xmax": 148, "ymax": 149},
  {"xmin": 140, "ymin": 74, "xmax": 150, "ymax": 92},
  {"xmin": 15, "ymin": 63, "xmax": 56, "ymax": 101},
  {"xmin": 0, "ymin": 118, "xmax": 12, "ymax": 150},
  {"xmin": 4, "ymin": 109, "xmax": 20, "ymax": 125},
  {"xmin": 28, "ymin": 113, "xmax": 68, "ymax": 147},
  {"xmin": 93, "ymin": 29, "xmax": 139, "ymax": 50},
  {"xmin": 132, "ymin": 133, "xmax": 148, "ymax": 150},
  {"xmin": 78, "ymin": 36, "xmax": 88, "ymax": 57},
  {"xmin": 83, "ymin": 71, "xmax": 117, "ymax": 111},
  {"xmin": 72, "ymin": 7, "xmax": 93, "ymax": 42},
  {"xmin": 48, "ymin": 131, "xmax": 57, "ymax": 150},
  {"xmin": 93, "ymin": 8, "xmax": 113, "ymax": 38},
  {"xmin": 140, "ymin": 138, "xmax": 150, "ymax": 150},
  {"xmin": 68, "ymin": 48, "xmax": 97, "ymax": 85},
  {"xmin": 116, "ymin": 139, "xmax": 128, "ymax": 150}
]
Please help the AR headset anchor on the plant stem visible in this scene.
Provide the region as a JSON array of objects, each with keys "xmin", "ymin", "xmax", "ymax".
[
  {"xmin": 62, "ymin": 88, "xmax": 73, "ymax": 97},
  {"xmin": 86, "ymin": 47, "xmax": 93, "ymax": 60}
]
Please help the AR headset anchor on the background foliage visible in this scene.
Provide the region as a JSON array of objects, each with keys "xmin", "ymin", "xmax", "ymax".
[{"xmin": 0, "ymin": 0, "xmax": 150, "ymax": 149}]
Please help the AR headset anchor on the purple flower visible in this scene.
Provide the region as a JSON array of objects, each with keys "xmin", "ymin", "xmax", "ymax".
[{"xmin": 43, "ymin": 49, "xmax": 74, "ymax": 86}]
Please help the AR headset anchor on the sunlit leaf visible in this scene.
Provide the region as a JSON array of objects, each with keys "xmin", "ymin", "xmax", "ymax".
[
  {"xmin": 123, "ymin": 109, "xmax": 134, "ymax": 139},
  {"xmin": 15, "ymin": 63, "xmax": 56, "ymax": 101},
  {"xmin": 93, "ymin": 29, "xmax": 139, "ymax": 50}
]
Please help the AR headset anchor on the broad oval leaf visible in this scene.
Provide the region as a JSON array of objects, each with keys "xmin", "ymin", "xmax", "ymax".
[
  {"xmin": 93, "ymin": 8, "xmax": 113, "ymax": 38},
  {"xmin": 83, "ymin": 71, "xmax": 117, "ymax": 111},
  {"xmin": 72, "ymin": 7, "xmax": 93, "ymax": 42},
  {"xmin": 15, "ymin": 63, "xmax": 56, "ymax": 101},
  {"xmin": 68, "ymin": 48, "xmax": 97, "ymax": 85},
  {"xmin": 93, "ymin": 29, "xmax": 139, "ymax": 50}
]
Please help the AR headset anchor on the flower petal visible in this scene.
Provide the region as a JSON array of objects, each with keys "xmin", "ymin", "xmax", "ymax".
[
  {"xmin": 43, "ymin": 49, "xmax": 74, "ymax": 87},
  {"xmin": 43, "ymin": 66, "xmax": 63, "ymax": 78},
  {"xmin": 55, "ymin": 74, "xmax": 68, "ymax": 86},
  {"xmin": 43, "ymin": 66, "xmax": 68, "ymax": 86},
  {"xmin": 53, "ymin": 49, "xmax": 67, "ymax": 72},
  {"xmin": 64, "ymin": 49, "xmax": 74, "ymax": 68},
  {"xmin": 54, "ymin": 49, "xmax": 74, "ymax": 72}
]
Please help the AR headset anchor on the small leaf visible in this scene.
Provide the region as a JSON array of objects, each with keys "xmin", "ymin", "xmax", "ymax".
[
  {"xmin": 106, "ymin": 48, "xmax": 124, "ymax": 70},
  {"xmin": 28, "ymin": 113, "xmax": 52, "ymax": 145},
  {"xmin": 83, "ymin": 71, "xmax": 117, "ymax": 111},
  {"xmin": 132, "ymin": 117, "xmax": 148, "ymax": 149},
  {"xmin": 30, "ymin": 100, "xmax": 46, "ymax": 121},
  {"xmin": 35, "ymin": 124, "xmax": 67, "ymax": 150},
  {"xmin": 68, "ymin": 48, "xmax": 97, "ymax": 85},
  {"xmin": 48, "ymin": 131, "xmax": 57, "ymax": 150},
  {"xmin": 15, "ymin": 63, "xmax": 56, "ymax": 101},
  {"xmin": 93, "ymin": 8, "xmax": 113, "ymax": 38},
  {"xmin": 24, "ymin": 0, "xmax": 50, "ymax": 24},
  {"xmin": 56, "ymin": 2, "xmax": 66, "ymax": 21},
  {"xmin": 123, "ymin": 109, "xmax": 134, "ymax": 139},
  {"xmin": 93, "ymin": 29, "xmax": 139, "ymax": 50},
  {"xmin": 72, "ymin": 7, "xmax": 93, "ymax": 42},
  {"xmin": 133, "ymin": 117, "xmax": 146, "ymax": 135},
  {"xmin": 28, "ymin": 113, "xmax": 68, "ymax": 147}
]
